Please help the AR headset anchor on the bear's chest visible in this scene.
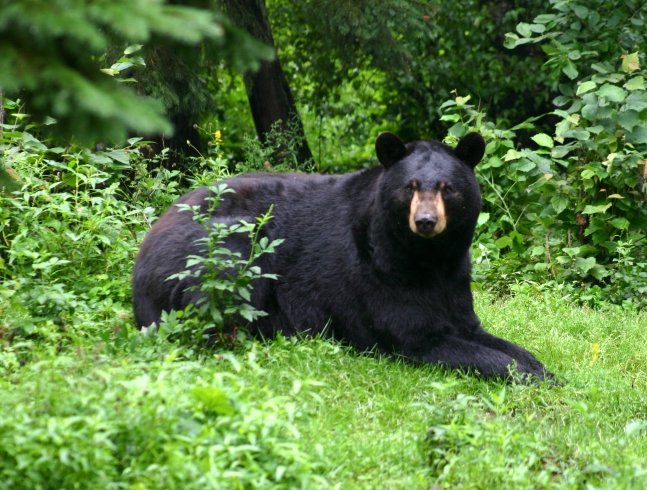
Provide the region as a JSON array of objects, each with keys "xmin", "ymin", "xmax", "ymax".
[
  {"xmin": 366, "ymin": 281, "xmax": 455, "ymax": 328},
  {"xmin": 324, "ymin": 272, "xmax": 475, "ymax": 352}
]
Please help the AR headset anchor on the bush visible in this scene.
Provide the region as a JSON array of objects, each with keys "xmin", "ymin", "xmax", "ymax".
[
  {"xmin": 161, "ymin": 183, "xmax": 283, "ymax": 346},
  {"xmin": 434, "ymin": 1, "xmax": 647, "ymax": 308},
  {"xmin": 0, "ymin": 352, "xmax": 329, "ymax": 489},
  {"xmin": 0, "ymin": 99, "xmax": 181, "ymax": 355},
  {"xmin": 442, "ymin": 91, "xmax": 646, "ymax": 307}
]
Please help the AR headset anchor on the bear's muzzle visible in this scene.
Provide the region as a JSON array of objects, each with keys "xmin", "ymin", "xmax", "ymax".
[{"xmin": 409, "ymin": 190, "xmax": 447, "ymax": 238}]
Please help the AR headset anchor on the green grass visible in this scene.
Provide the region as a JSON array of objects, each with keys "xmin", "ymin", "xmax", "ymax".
[{"xmin": 1, "ymin": 291, "xmax": 646, "ymax": 489}]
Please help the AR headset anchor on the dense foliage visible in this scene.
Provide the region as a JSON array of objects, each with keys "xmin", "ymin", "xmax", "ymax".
[
  {"xmin": 0, "ymin": 1, "xmax": 646, "ymax": 485},
  {"xmin": 0, "ymin": 0, "xmax": 268, "ymax": 145},
  {"xmin": 471, "ymin": 0, "xmax": 647, "ymax": 306},
  {"xmin": 270, "ymin": 0, "xmax": 552, "ymax": 139}
]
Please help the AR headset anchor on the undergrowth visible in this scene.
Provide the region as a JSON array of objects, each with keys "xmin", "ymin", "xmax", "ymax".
[
  {"xmin": 1, "ymin": 100, "xmax": 646, "ymax": 488},
  {"xmin": 1, "ymin": 294, "xmax": 645, "ymax": 489}
]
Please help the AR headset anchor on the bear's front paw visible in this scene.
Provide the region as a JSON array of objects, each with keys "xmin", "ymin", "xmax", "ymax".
[{"xmin": 512, "ymin": 360, "xmax": 558, "ymax": 385}]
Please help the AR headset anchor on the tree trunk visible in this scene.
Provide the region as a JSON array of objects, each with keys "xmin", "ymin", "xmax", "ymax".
[{"xmin": 222, "ymin": 0, "xmax": 313, "ymax": 166}]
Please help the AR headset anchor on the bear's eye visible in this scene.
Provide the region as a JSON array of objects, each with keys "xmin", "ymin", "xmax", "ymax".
[
  {"xmin": 442, "ymin": 183, "xmax": 455, "ymax": 194},
  {"xmin": 406, "ymin": 180, "xmax": 419, "ymax": 192}
]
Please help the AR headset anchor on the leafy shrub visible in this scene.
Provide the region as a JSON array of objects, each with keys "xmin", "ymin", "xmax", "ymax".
[
  {"xmin": 437, "ymin": 1, "xmax": 647, "ymax": 308},
  {"xmin": 1, "ymin": 103, "xmax": 288, "ymax": 357},
  {"xmin": 443, "ymin": 91, "xmax": 646, "ymax": 307},
  {"xmin": 237, "ymin": 118, "xmax": 316, "ymax": 173},
  {"xmin": 0, "ymin": 100, "xmax": 177, "ymax": 351},
  {"xmin": 161, "ymin": 183, "xmax": 283, "ymax": 346}
]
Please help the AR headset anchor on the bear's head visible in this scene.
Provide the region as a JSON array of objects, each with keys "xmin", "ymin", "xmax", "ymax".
[{"xmin": 375, "ymin": 132, "xmax": 485, "ymax": 242}]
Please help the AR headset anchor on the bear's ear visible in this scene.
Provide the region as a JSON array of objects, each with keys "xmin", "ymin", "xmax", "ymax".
[
  {"xmin": 375, "ymin": 132, "xmax": 407, "ymax": 168},
  {"xmin": 454, "ymin": 132, "xmax": 486, "ymax": 168}
]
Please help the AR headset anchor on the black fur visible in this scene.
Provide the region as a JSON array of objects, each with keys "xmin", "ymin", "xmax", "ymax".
[{"xmin": 133, "ymin": 133, "xmax": 552, "ymax": 380}]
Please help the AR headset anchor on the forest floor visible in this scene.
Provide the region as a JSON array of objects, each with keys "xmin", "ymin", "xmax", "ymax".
[{"xmin": 1, "ymin": 291, "xmax": 646, "ymax": 489}]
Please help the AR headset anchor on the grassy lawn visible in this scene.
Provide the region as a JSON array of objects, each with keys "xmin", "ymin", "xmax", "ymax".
[{"xmin": 1, "ymin": 292, "xmax": 645, "ymax": 489}]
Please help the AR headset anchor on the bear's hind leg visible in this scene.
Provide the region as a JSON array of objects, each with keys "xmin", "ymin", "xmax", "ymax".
[{"xmin": 133, "ymin": 293, "xmax": 162, "ymax": 329}]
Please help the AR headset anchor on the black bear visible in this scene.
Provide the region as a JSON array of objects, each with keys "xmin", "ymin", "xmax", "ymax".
[{"xmin": 133, "ymin": 132, "xmax": 552, "ymax": 380}]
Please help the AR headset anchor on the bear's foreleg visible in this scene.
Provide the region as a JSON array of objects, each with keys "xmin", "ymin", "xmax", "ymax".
[
  {"xmin": 469, "ymin": 328, "xmax": 554, "ymax": 381},
  {"xmin": 418, "ymin": 334, "xmax": 550, "ymax": 381}
]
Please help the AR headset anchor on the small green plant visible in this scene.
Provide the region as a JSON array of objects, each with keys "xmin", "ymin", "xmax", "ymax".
[{"xmin": 163, "ymin": 184, "xmax": 283, "ymax": 346}]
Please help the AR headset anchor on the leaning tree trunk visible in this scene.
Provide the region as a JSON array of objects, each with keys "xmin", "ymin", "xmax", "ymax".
[{"xmin": 222, "ymin": 0, "xmax": 313, "ymax": 166}]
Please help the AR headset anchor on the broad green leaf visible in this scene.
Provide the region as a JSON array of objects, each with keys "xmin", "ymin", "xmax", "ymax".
[
  {"xmin": 624, "ymin": 76, "xmax": 645, "ymax": 91},
  {"xmin": 563, "ymin": 247, "xmax": 582, "ymax": 258},
  {"xmin": 568, "ymin": 128, "xmax": 591, "ymax": 141},
  {"xmin": 563, "ymin": 62, "xmax": 579, "ymax": 80},
  {"xmin": 530, "ymin": 246, "xmax": 545, "ymax": 256},
  {"xmin": 590, "ymin": 264, "xmax": 610, "ymax": 280},
  {"xmin": 238, "ymin": 287, "xmax": 251, "ymax": 302},
  {"xmin": 572, "ymin": 5, "xmax": 589, "ymax": 19},
  {"xmin": 111, "ymin": 62, "xmax": 134, "ymax": 72},
  {"xmin": 568, "ymin": 50, "xmax": 582, "ymax": 61},
  {"xmin": 511, "ymin": 160, "xmax": 536, "ymax": 172},
  {"xmin": 576, "ymin": 81, "xmax": 596, "ymax": 95},
  {"xmin": 484, "ymin": 157, "xmax": 504, "ymax": 168},
  {"xmin": 624, "ymin": 92, "xmax": 647, "ymax": 112},
  {"xmin": 534, "ymin": 14, "xmax": 557, "ymax": 23},
  {"xmin": 591, "ymin": 62, "xmax": 612, "ymax": 74},
  {"xmin": 610, "ymin": 217, "xmax": 630, "ymax": 230},
  {"xmin": 124, "ymin": 44, "xmax": 143, "ymax": 55},
  {"xmin": 551, "ymin": 195, "xmax": 569, "ymax": 214},
  {"xmin": 106, "ymin": 149, "xmax": 130, "ymax": 165},
  {"xmin": 504, "ymin": 149, "xmax": 522, "ymax": 161},
  {"xmin": 628, "ymin": 126, "xmax": 647, "ymax": 145},
  {"xmin": 551, "ymin": 145, "xmax": 572, "ymax": 158},
  {"xmin": 477, "ymin": 212, "xmax": 490, "ymax": 227},
  {"xmin": 581, "ymin": 104, "xmax": 597, "ymax": 120},
  {"xmin": 621, "ymin": 52, "xmax": 640, "ymax": 73},
  {"xmin": 495, "ymin": 236, "xmax": 512, "ymax": 249},
  {"xmin": 516, "ymin": 22, "xmax": 533, "ymax": 37},
  {"xmin": 567, "ymin": 114, "xmax": 581, "ymax": 125},
  {"xmin": 440, "ymin": 114, "xmax": 460, "ymax": 122},
  {"xmin": 575, "ymin": 257, "xmax": 596, "ymax": 274},
  {"xmin": 582, "ymin": 203, "xmax": 612, "ymax": 214},
  {"xmin": 531, "ymin": 133, "xmax": 554, "ymax": 148},
  {"xmin": 618, "ymin": 110, "xmax": 640, "ymax": 131},
  {"xmin": 100, "ymin": 68, "xmax": 118, "ymax": 76},
  {"xmin": 555, "ymin": 119, "xmax": 570, "ymax": 138},
  {"xmin": 596, "ymin": 83, "xmax": 627, "ymax": 102}
]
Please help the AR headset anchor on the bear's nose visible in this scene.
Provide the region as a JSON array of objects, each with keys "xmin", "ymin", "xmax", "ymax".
[{"xmin": 415, "ymin": 214, "xmax": 437, "ymax": 235}]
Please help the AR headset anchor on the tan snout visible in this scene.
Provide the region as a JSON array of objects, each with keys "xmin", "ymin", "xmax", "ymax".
[{"xmin": 408, "ymin": 190, "xmax": 447, "ymax": 237}]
